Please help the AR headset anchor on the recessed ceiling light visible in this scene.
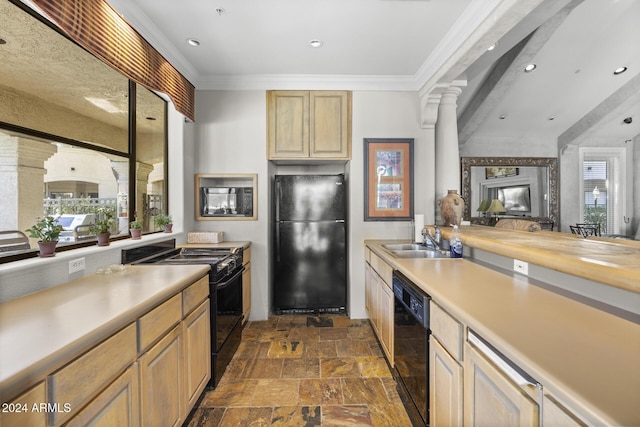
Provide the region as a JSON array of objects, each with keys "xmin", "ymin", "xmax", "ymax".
[
  {"xmin": 487, "ymin": 42, "xmax": 497, "ymax": 51},
  {"xmin": 524, "ymin": 64, "xmax": 537, "ymax": 73},
  {"xmin": 0, "ymin": 39, "xmax": 6, "ymax": 45},
  {"xmin": 146, "ymin": 117, "xmax": 156, "ymax": 121},
  {"xmin": 499, "ymin": 114, "xmax": 507, "ymax": 120},
  {"xmin": 308, "ymin": 39, "xmax": 323, "ymax": 48},
  {"xmin": 613, "ymin": 66, "xmax": 627, "ymax": 75},
  {"xmin": 548, "ymin": 116, "xmax": 555, "ymax": 121},
  {"xmin": 187, "ymin": 38, "xmax": 200, "ymax": 47}
]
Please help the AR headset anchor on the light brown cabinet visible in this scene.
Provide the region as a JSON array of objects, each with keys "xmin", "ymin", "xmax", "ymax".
[
  {"xmin": 0, "ymin": 382, "xmax": 46, "ymax": 427},
  {"xmin": 429, "ymin": 301, "xmax": 463, "ymax": 427},
  {"xmin": 542, "ymin": 393, "xmax": 589, "ymax": 427},
  {"xmin": 464, "ymin": 340, "xmax": 539, "ymax": 427},
  {"xmin": 183, "ymin": 300, "xmax": 211, "ymax": 410},
  {"xmin": 364, "ymin": 249, "xmax": 394, "ymax": 364},
  {"xmin": 65, "ymin": 363, "xmax": 140, "ymax": 427},
  {"xmin": 242, "ymin": 247, "xmax": 252, "ymax": 323},
  {"xmin": 139, "ymin": 325, "xmax": 184, "ymax": 427},
  {"xmin": 267, "ymin": 90, "xmax": 351, "ymax": 161},
  {"xmin": 1, "ymin": 274, "xmax": 210, "ymax": 427}
]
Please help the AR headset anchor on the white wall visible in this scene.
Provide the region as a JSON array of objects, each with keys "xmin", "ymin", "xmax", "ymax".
[{"xmin": 188, "ymin": 90, "xmax": 432, "ymax": 320}]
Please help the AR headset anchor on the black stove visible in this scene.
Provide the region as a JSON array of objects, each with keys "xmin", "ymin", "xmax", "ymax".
[{"xmin": 122, "ymin": 239, "xmax": 245, "ymax": 388}]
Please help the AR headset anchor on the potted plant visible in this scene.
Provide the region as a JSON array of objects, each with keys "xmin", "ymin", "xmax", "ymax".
[
  {"xmin": 91, "ymin": 207, "xmax": 116, "ymax": 246},
  {"xmin": 130, "ymin": 219, "xmax": 143, "ymax": 240},
  {"xmin": 25, "ymin": 216, "xmax": 64, "ymax": 257},
  {"xmin": 154, "ymin": 214, "xmax": 173, "ymax": 233}
]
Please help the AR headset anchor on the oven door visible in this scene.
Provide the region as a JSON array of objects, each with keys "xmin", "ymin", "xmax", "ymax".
[{"xmin": 210, "ymin": 265, "xmax": 244, "ymax": 388}]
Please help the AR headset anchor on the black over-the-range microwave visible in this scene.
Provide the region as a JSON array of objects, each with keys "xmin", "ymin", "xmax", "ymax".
[{"xmin": 200, "ymin": 187, "xmax": 254, "ymax": 217}]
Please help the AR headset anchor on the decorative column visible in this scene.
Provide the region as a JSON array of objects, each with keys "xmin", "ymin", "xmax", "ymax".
[
  {"xmin": 419, "ymin": 93, "xmax": 442, "ymax": 225},
  {"xmin": 0, "ymin": 135, "xmax": 57, "ymax": 239},
  {"xmin": 110, "ymin": 161, "xmax": 129, "ymax": 233},
  {"xmin": 434, "ymin": 86, "xmax": 463, "ymax": 224},
  {"xmin": 136, "ymin": 162, "xmax": 154, "ymax": 226}
]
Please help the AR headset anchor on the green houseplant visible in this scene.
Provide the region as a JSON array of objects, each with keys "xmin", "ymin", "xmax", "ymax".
[
  {"xmin": 154, "ymin": 214, "xmax": 173, "ymax": 233},
  {"xmin": 91, "ymin": 207, "xmax": 116, "ymax": 246},
  {"xmin": 25, "ymin": 216, "xmax": 64, "ymax": 257},
  {"xmin": 130, "ymin": 219, "xmax": 143, "ymax": 240}
]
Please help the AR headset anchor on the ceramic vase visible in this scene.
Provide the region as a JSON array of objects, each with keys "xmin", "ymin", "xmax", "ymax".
[
  {"xmin": 130, "ymin": 229, "xmax": 142, "ymax": 240},
  {"xmin": 164, "ymin": 224, "xmax": 173, "ymax": 233},
  {"xmin": 440, "ymin": 190, "xmax": 464, "ymax": 226}
]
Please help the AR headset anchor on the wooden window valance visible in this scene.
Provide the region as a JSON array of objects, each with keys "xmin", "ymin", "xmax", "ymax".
[{"xmin": 31, "ymin": 0, "xmax": 195, "ymax": 122}]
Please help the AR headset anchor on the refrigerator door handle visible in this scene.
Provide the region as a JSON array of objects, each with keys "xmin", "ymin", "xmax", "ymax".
[{"xmin": 275, "ymin": 220, "xmax": 281, "ymax": 263}]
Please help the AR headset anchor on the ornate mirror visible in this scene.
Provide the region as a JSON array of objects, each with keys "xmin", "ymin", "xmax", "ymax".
[{"xmin": 461, "ymin": 157, "xmax": 558, "ymax": 228}]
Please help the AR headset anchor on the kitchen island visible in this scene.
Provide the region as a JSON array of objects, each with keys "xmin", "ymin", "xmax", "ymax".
[
  {"xmin": 0, "ymin": 264, "xmax": 210, "ymax": 426},
  {"xmin": 365, "ymin": 229, "xmax": 640, "ymax": 426}
]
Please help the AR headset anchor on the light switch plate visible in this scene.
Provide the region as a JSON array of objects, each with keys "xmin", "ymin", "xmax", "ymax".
[{"xmin": 513, "ymin": 259, "xmax": 528, "ymax": 275}]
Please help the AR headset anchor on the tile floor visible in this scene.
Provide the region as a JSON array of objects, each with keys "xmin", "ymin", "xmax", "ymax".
[{"xmin": 185, "ymin": 314, "xmax": 412, "ymax": 426}]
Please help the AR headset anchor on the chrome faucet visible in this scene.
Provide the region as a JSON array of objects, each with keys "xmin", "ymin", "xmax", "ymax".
[{"xmin": 421, "ymin": 227, "xmax": 441, "ymax": 251}]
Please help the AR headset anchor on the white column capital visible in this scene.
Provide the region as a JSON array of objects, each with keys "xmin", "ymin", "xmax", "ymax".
[{"xmin": 420, "ymin": 93, "xmax": 442, "ymax": 129}]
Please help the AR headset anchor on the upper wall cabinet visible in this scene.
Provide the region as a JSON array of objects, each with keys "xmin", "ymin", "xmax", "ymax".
[{"xmin": 267, "ymin": 90, "xmax": 352, "ymax": 161}]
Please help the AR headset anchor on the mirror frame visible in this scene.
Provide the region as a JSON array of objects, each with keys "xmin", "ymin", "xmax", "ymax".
[{"xmin": 461, "ymin": 157, "xmax": 558, "ymax": 225}]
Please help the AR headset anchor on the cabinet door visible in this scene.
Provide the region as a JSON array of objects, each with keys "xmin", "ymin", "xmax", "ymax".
[
  {"xmin": 364, "ymin": 263, "xmax": 374, "ymax": 320},
  {"xmin": 0, "ymin": 382, "xmax": 46, "ymax": 427},
  {"xmin": 66, "ymin": 363, "xmax": 140, "ymax": 427},
  {"xmin": 309, "ymin": 91, "xmax": 351, "ymax": 159},
  {"xmin": 183, "ymin": 299, "xmax": 211, "ymax": 413},
  {"xmin": 430, "ymin": 338, "xmax": 463, "ymax": 427},
  {"xmin": 378, "ymin": 278, "xmax": 394, "ymax": 365},
  {"xmin": 267, "ymin": 90, "xmax": 310, "ymax": 158},
  {"xmin": 242, "ymin": 262, "xmax": 252, "ymax": 323},
  {"xmin": 464, "ymin": 342, "xmax": 539, "ymax": 427},
  {"xmin": 542, "ymin": 394, "xmax": 588, "ymax": 427},
  {"xmin": 139, "ymin": 325, "xmax": 183, "ymax": 427}
]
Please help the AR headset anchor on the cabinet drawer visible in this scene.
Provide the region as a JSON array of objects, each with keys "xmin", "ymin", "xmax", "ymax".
[
  {"xmin": 430, "ymin": 301, "xmax": 463, "ymax": 361},
  {"xmin": 182, "ymin": 276, "xmax": 209, "ymax": 317},
  {"xmin": 48, "ymin": 323, "xmax": 137, "ymax": 425},
  {"xmin": 1, "ymin": 382, "xmax": 46, "ymax": 427},
  {"xmin": 370, "ymin": 251, "xmax": 392, "ymax": 286},
  {"xmin": 138, "ymin": 294, "xmax": 182, "ymax": 352}
]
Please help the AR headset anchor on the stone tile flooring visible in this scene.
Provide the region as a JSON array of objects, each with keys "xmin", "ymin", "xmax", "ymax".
[{"xmin": 185, "ymin": 314, "xmax": 412, "ymax": 426}]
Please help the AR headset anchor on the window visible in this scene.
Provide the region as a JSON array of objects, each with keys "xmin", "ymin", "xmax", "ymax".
[
  {"xmin": 0, "ymin": 1, "xmax": 167, "ymax": 261},
  {"xmin": 580, "ymin": 147, "xmax": 627, "ymax": 235}
]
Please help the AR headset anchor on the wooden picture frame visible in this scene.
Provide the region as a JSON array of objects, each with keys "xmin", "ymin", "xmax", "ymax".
[{"xmin": 364, "ymin": 138, "xmax": 414, "ymax": 221}]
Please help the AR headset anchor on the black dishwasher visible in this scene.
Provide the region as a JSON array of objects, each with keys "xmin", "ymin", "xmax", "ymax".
[{"xmin": 392, "ymin": 271, "xmax": 430, "ymax": 427}]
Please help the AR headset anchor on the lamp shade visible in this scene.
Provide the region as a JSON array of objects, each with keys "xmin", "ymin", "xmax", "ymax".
[
  {"xmin": 486, "ymin": 199, "xmax": 506, "ymax": 214},
  {"xmin": 476, "ymin": 199, "xmax": 491, "ymax": 212}
]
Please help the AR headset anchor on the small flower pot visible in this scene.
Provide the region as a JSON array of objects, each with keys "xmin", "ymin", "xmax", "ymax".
[
  {"xmin": 96, "ymin": 232, "xmax": 111, "ymax": 246},
  {"xmin": 130, "ymin": 229, "xmax": 142, "ymax": 240},
  {"xmin": 37, "ymin": 241, "xmax": 57, "ymax": 257},
  {"xmin": 164, "ymin": 224, "xmax": 173, "ymax": 233}
]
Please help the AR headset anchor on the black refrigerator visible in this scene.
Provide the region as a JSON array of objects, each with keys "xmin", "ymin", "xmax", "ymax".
[{"xmin": 273, "ymin": 174, "xmax": 347, "ymax": 314}]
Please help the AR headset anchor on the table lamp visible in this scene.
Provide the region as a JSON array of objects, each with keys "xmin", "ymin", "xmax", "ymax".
[
  {"xmin": 486, "ymin": 199, "xmax": 506, "ymax": 225},
  {"xmin": 476, "ymin": 199, "xmax": 490, "ymax": 217}
]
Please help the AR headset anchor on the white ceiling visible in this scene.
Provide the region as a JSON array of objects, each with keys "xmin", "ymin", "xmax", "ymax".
[{"xmin": 16, "ymin": 0, "xmax": 639, "ymax": 146}]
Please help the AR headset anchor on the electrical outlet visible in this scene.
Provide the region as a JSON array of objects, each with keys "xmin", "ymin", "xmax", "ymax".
[
  {"xmin": 513, "ymin": 259, "xmax": 528, "ymax": 275},
  {"xmin": 69, "ymin": 257, "xmax": 85, "ymax": 274}
]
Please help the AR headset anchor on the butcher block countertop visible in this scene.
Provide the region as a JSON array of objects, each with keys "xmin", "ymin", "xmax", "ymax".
[
  {"xmin": 434, "ymin": 225, "xmax": 640, "ymax": 293},
  {"xmin": 0, "ymin": 264, "xmax": 210, "ymax": 403},
  {"xmin": 365, "ymin": 239, "xmax": 640, "ymax": 426}
]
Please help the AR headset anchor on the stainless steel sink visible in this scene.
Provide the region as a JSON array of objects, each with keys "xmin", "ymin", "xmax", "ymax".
[{"xmin": 381, "ymin": 243, "xmax": 450, "ymax": 258}]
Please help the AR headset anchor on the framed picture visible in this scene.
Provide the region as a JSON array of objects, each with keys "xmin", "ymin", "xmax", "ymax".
[
  {"xmin": 485, "ymin": 167, "xmax": 519, "ymax": 179},
  {"xmin": 364, "ymin": 138, "xmax": 414, "ymax": 221}
]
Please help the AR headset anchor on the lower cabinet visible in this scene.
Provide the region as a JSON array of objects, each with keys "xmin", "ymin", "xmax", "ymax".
[
  {"xmin": 542, "ymin": 393, "xmax": 589, "ymax": 427},
  {"xmin": 139, "ymin": 325, "xmax": 184, "ymax": 427},
  {"xmin": 242, "ymin": 247, "xmax": 252, "ymax": 323},
  {"xmin": 364, "ymin": 258, "xmax": 393, "ymax": 364},
  {"xmin": 1, "ymin": 275, "xmax": 210, "ymax": 427},
  {"xmin": 66, "ymin": 363, "xmax": 140, "ymax": 427},
  {"xmin": 464, "ymin": 341, "xmax": 539, "ymax": 427},
  {"xmin": 183, "ymin": 300, "xmax": 211, "ymax": 410},
  {"xmin": 429, "ymin": 338, "xmax": 463, "ymax": 427}
]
